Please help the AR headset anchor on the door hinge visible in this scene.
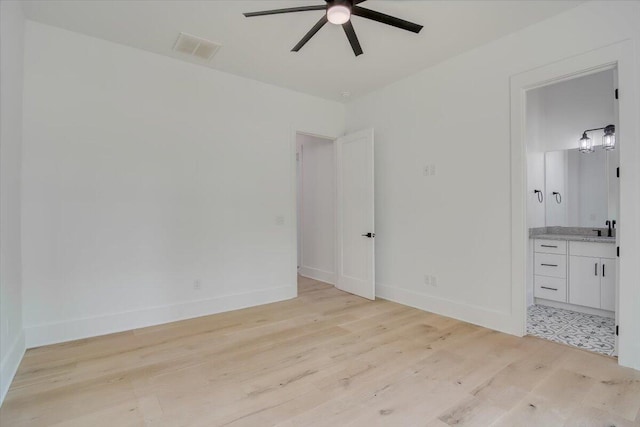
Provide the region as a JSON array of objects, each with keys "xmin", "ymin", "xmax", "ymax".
[
  {"xmin": 617, "ymin": 167, "xmax": 620, "ymax": 178},
  {"xmin": 617, "ymin": 246, "xmax": 620, "ymax": 257},
  {"xmin": 615, "ymin": 88, "xmax": 618, "ymax": 99},
  {"xmin": 616, "ymin": 325, "xmax": 619, "ymax": 336}
]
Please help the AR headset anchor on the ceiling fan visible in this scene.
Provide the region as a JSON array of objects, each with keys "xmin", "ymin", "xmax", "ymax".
[{"xmin": 243, "ymin": 0, "xmax": 423, "ymax": 56}]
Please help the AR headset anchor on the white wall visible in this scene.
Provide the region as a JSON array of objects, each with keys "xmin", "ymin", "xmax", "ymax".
[
  {"xmin": 21, "ymin": 21, "xmax": 345, "ymax": 348},
  {"xmin": 296, "ymin": 134, "xmax": 335, "ymax": 284},
  {"xmin": 0, "ymin": 0, "xmax": 26, "ymax": 404},
  {"xmin": 345, "ymin": 0, "xmax": 640, "ymax": 365}
]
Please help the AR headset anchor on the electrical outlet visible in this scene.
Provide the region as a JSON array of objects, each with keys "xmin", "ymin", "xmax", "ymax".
[
  {"xmin": 275, "ymin": 215, "xmax": 285, "ymax": 226},
  {"xmin": 423, "ymin": 164, "xmax": 437, "ymax": 176},
  {"xmin": 193, "ymin": 280, "xmax": 201, "ymax": 290},
  {"xmin": 425, "ymin": 274, "xmax": 438, "ymax": 286}
]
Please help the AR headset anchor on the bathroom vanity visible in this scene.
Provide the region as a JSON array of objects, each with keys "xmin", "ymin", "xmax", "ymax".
[{"xmin": 532, "ymin": 232, "xmax": 616, "ymax": 316}]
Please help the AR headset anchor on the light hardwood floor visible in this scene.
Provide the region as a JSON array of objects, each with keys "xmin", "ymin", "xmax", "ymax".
[{"xmin": 2, "ymin": 276, "xmax": 639, "ymax": 426}]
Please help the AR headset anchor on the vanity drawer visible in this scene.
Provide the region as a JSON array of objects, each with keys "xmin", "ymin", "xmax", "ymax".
[
  {"xmin": 534, "ymin": 239, "xmax": 567, "ymax": 255},
  {"xmin": 569, "ymin": 241, "xmax": 616, "ymax": 259},
  {"xmin": 534, "ymin": 276, "xmax": 567, "ymax": 302},
  {"xmin": 534, "ymin": 253, "xmax": 566, "ymax": 278}
]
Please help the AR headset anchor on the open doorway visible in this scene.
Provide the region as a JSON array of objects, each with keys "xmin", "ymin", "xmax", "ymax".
[
  {"xmin": 296, "ymin": 133, "xmax": 337, "ymax": 285},
  {"xmin": 524, "ymin": 68, "xmax": 619, "ymax": 356},
  {"xmin": 294, "ymin": 129, "xmax": 376, "ymax": 300}
]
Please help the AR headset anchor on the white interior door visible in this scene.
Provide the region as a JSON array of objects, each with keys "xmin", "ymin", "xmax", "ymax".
[{"xmin": 336, "ymin": 129, "xmax": 375, "ymax": 300}]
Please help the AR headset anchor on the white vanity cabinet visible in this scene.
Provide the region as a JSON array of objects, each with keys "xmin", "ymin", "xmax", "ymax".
[
  {"xmin": 533, "ymin": 239, "xmax": 567, "ymax": 302},
  {"xmin": 568, "ymin": 241, "xmax": 616, "ymax": 311},
  {"xmin": 533, "ymin": 238, "xmax": 616, "ymax": 312}
]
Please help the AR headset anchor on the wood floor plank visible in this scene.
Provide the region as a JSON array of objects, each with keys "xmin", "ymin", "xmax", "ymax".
[{"xmin": 1, "ymin": 276, "xmax": 639, "ymax": 427}]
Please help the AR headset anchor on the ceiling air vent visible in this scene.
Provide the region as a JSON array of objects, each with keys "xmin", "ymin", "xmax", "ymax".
[{"xmin": 173, "ymin": 32, "xmax": 221, "ymax": 61}]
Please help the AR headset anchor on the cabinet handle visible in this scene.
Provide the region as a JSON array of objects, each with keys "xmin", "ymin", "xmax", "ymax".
[
  {"xmin": 602, "ymin": 263, "xmax": 605, "ymax": 277},
  {"xmin": 595, "ymin": 263, "xmax": 598, "ymax": 276},
  {"xmin": 541, "ymin": 286, "xmax": 558, "ymax": 291},
  {"xmin": 541, "ymin": 263, "xmax": 558, "ymax": 267},
  {"xmin": 541, "ymin": 245, "xmax": 558, "ymax": 248}
]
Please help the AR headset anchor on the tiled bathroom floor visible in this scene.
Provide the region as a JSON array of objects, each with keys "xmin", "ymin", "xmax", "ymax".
[{"xmin": 527, "ymin": 304, "xmax": 616, "ymax": 356}]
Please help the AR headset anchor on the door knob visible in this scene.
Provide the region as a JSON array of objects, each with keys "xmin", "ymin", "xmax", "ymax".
[{"xmin": 361, "ymin": 233, "xmax": 375, "ymax": 238}]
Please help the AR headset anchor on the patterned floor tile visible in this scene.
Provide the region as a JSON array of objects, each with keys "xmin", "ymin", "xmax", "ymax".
[{"xmin": 526, "ymin": 304, "xmax": 615, "ymax": 356}]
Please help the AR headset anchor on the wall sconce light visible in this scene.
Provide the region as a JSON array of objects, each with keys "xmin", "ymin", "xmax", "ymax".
[
  {"xmin": 602, "ymin": 124, "xmax": 616, "ymax": 150},
  {"xmin": 578, "ymin": 132, "xmax": 594, "ymax": 153},
  {"xmin": 579, "ymin": 124, "xmax": 615, "ymax": 153}
]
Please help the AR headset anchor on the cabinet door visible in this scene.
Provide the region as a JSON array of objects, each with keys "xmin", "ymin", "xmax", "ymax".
[
  {"xmin": 569, "ymin": 256, "xmax": 601, "ymax": 308},
  {"xmin": 600, "ymin": 259, "xmax": 616, "ymax": 311}
]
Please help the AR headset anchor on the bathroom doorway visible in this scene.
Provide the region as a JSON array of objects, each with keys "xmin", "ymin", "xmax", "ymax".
[{"xmin": 524, "ymin": 68, "xmax": 619, "ymax": 356}]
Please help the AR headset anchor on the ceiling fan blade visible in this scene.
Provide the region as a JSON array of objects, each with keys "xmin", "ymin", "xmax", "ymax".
[
  {"xmin": 292, "ymin": 15, "xmax": 328, "ymax": 52},
  {"xmin": 352, "ymin": 6, "xmax": 423, "ymax": 33},
  {"xmin": 244, "ymin": 5, "xmax": 325, "ymax": 17},
  {"xmin": 342, "ymin": 21, "xmax": 363, "ymax": 56}
]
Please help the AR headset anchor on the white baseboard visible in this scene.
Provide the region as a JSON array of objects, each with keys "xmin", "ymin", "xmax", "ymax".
[
  {"xmin": 1, "ymin": 330, "xmax": 26, "ymax": 406},
  {"xmin": 376, "ymin": 283, "xmax": 519, "ymax": 336},
  {"xmin": 298, "ymin": 266, "xmax": 335, "ymax": 285},
  {"xmin": 25, "ymin": 286, "xmax": 296, "ymax": 349}
]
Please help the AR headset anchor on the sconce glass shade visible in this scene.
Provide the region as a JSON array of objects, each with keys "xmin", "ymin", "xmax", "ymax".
[
  {"xmin": 578, "ymin": 132, "xmax": 594, "ymax": 153},
  {"xmin": 602, "ymin": 124, "xmax": 616, "ymax": 150},
  {"xmin": 327, "ymin": 5, "xmax": 351, "ymax": 24}
]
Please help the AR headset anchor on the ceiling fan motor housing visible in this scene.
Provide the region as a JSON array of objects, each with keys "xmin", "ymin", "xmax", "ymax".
[{"xmin": 326, "ymin": 0, "xmax": 353, "ymax": 10}]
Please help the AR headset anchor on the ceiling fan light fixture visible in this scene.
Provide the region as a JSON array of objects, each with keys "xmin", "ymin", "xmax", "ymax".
[
  {"xmin": 327, "ymin": 4, "xmax": 351, "ymax": 25},
  {"xmin": 243, "ymin": 0, "xmax": 423, "ymax": 56}
]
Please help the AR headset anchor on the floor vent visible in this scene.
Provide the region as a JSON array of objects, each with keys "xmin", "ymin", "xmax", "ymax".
[{"xmin": 173, "ymin": 32, "xmax": 221, "ymax": 61}]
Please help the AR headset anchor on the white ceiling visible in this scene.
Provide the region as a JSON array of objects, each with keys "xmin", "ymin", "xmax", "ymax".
[{"xmin": 21, "ymin": 0, "xmax": 583, "ymax": 102}]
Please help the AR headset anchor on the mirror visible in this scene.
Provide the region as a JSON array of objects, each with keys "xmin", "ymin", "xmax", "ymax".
[{"xmin": 544, "ymin": 145, "xmax": 618, "ymax": 227}]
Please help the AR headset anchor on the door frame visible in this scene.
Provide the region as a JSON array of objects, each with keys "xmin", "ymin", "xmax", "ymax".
[
  {"xmin": 291, "ymin": 130, "xmax": 338, "ymax": 294},
  {"xmin": 510, "ymin": 40, "xmax": 640, "ymax": 369}
]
